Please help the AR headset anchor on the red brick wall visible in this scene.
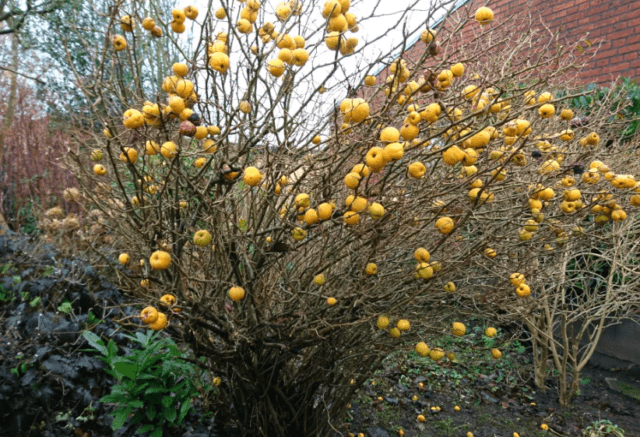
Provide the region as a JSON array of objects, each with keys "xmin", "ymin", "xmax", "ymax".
[
  {"xmin": 378, "ymin": 0, "xmax": 640, "ymax": 86},
  {"xmin": 485, "ymin": 0, "xmax": 640, "ymax": 85}
]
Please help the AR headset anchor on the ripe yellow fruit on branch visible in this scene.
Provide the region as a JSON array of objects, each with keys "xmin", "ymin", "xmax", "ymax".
[
  {"xmin": 209, "ymin": 52, "xmax": 230, "ymax": 73},
  {"xmin": 369, "ymin": 203, "xmax": 385, "ymax": 219},
  {"xmin": 442, "ymin": 146, "xmax": 465, "ymax": 165},
  {"xmin": 343, "ymin": 211, "xmax": 360, "ymax": 225},
  {"xmin": 295, "ymin": 193, "xmax": 311, "ymax": 208},
  {"xmin": 317, "ymin": 203, "xmax": 333, "ymax": 220},
  {"xmin": 119, "ymin": 253, "xmax": 130, "ymax": 265},
  {"xmin": 516, "ymin": 283, "xmax": 531, "ymax": 297},
  {"xmin": 112, "ymin": 35, "xmax": 127, "ymax": 51},
  {"xmin": 150, "ymin": 251, "xmax": 172, "ymax": 270},
  {"xmin": 474, "ymin": 6, "xmax": 494, "ymax": 25},
  {"xmin": 366, "ymin": 147, "xmax": 386, "ymax": 172},
  {"xmin": 119, "ymin": 147, "xmax": 138, "ymax": 164},
  {"xmin": 408, "ymin": 162, "xmax": 426, "ymax": 178},
  {"xmin": 344, "ymin": 172, "xmax": 361, "ymax": 189},
  {"xmin": 377, "ymin": 316, "xmax": 389, "ymax": 330},
  {"xmin": 292, "ymin": 227, "xmax": 307, "ymax": 241},
  {"xmin": 228, "ymin": 286, "xmax": 246, "ymax": 302},
  {"xmin": 538, "ymin": 103, "xmax": 555, "ymax": 118},
  {"xmin": 160, "ymin": 141, "xmax": 178, "ymax": 159},
  {"xmin": 243, "ymin": 167, "xmax": 263, "ymax": 186},
  {"xmin": 193, "ymin": 230, "xmax": 212, "ymax": 247},
  {"xmin": 327, "ymin": 297, "xmax": 337, "ymax": 306},
  {"xmin": 509, "ymin": 273, "xmax": 525, "ymax": 286}
]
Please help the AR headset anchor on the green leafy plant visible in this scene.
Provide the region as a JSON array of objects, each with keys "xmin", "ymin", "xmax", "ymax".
[
  {"xmin": 82, "ymin": 330, "xmax": 204, "ymax": 437},
  {"xmin": 583, "ymin": 419, "xmax": 625, "ymax": 437},
  {"xmin": 57, "ymin": 300, "xmax": 72, "ymax": 314}
]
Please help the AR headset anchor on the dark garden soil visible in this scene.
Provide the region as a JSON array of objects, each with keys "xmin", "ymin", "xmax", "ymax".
[
  {"xmin": 340, "ymin": 350, "xmax": 640, "ymax": 437},
  {"xmin": 1, "ymin": 230, "xmax": 639, "ymax": 437}
]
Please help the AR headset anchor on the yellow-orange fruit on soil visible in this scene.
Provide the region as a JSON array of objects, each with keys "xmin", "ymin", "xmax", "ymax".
[
  {"xmin": 430, "ymin": 348, "xmax": 445, "ymax": 361},
  {"xmin": 377, "ymin": 316, "xmax": 390, "ymax": 330},
  {"xmin": 435, "ymin": 217, "xmax": 454, "ymax": 234},
  {"xmin": 149, "ymin": 312, "xmax": 168, "ymax": 331},
  {"xmin": 118, "ymin": 253, "xmax": 130, "ymax": 265},
  {"xmin": 414, "ymin": 247, "xmax": 430, "ymax": 263},
  {"xmin": 327, "ymin": 297, "xmax": 337, "ymax": 306},
  {"xmin": 415, "ymin": 342, "xmax": 430, "ymax": 357},
  {"xmin": 485, "ymin": 327, "xmax": 497, "ymax": 337},
  {"xmin": 397, "ymin": 319, "xmax": 410, "ymax": 331},
  {"xmin": 314, "ymin": 274, "xmax": 325, "ymax": 286},
  {"xmin": 452, "ymin": 322, "xmax": 466, "ymax": 336},
  {"xmin": 491, "ymin": 348, "xmax": 502, "ymax": 359},
  {"xmin": 150, "ymin": 250, "xmax": 172, "ymax": 270},
  {"xmin": 228, "ymin": 286, "xmax": 245, "ymax": 302},
  {"xmin": 140, "ymin": 306, "xmax": 159, "ymax": 324},
  {"xmin": 416, "ymin": 263, "xmax": 433, "ymax": 279},
  {"xmin": 365, "ymin": 262, "xmax": 377, "ymax": 275},
  {"xmin": 160, "ymin": 294, "xmax": 176, "ymax": 306}
]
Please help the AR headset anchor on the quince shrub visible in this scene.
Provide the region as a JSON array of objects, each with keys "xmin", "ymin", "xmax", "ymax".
[{"xmin": 61, "ymin": 0, "xmax": 640, "ymax": 434}]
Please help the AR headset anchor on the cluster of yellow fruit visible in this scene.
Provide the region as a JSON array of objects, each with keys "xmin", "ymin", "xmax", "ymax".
[
  {"xmin": 509, "ymin": 273, "xmax": 530, "ymax": 298},
  {"xmin": 208, "ymin": 32, "xmax": 230, "ymax": 73},
  {"xmin": 322, "ymin": 0, "xmax": 359, "ymax": 54},
  {"xmin": 141, "ymin": 15, "xmax": 163, "ymax": 37},
  {"xmin": 139, "ymin": 293, "xmax": 176, "ymax": 330},
  {"xmin": 376, "ymin": 315, "xmax": 412, "ymax": 339},
  {"xmin": 282, "ymin": 192, "xmax": 337, "ymax": 231},
  {"xmin": 170, "ymin": 6, "xmax": 198, "ymax": 34}
]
